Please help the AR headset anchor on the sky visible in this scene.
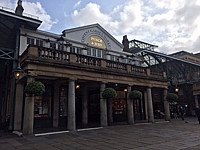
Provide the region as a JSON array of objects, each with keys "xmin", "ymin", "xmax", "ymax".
[{"xmin": 0, "ymin": 0, "xmax": 200, "ymax": 54}]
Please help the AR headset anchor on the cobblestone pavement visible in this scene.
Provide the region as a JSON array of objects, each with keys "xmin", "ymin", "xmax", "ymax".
[{"xmin": 0, "ymin": 117, "xmax": 200, "ymax": 150}]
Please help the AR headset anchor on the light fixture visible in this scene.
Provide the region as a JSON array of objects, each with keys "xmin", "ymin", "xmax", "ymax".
[
  {"xmin": 124, "ymin": 88, "xmax": 128, "ymax": 92},
  {"xmin": 14, "ymin": 63, "xmax": 22, "ymax": 80},
  {"xmin": 76, "ymin": 84, "xmax": 80, "ymax": 89},
  {"xmin": 175, "ymin": 88, "xmax": 179, "ymax": 93}
]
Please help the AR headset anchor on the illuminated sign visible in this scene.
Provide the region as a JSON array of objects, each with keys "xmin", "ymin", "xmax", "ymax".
[{"xmin": 87, "ymin": 36, "xmax": 106, "ymax": 49}]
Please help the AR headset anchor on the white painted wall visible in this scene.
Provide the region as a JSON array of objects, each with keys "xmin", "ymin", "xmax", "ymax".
[{"xmin": 63, "ymin": 26, "xmax": 123, "ymax": 52}]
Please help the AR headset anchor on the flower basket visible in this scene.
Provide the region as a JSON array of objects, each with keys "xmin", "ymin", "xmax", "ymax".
[
  {"xmin": 166, "ymin": 93, "xmax": 178, "ymax": 102},
  {"xmin": 129, "ymin": 90, "xmax": 142, "ymax": 100},
  {"xmin": 102, "ymin": 88, "xmax": 117, "ymax": 100},
  {"xmin": 24, "ymin": 81, "xmax": 45, "ymax": 95}
]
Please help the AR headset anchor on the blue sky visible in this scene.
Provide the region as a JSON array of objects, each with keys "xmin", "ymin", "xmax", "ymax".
[{"xmin": 1, "ymin": 0, "xmax": 200, "ymax": 54}]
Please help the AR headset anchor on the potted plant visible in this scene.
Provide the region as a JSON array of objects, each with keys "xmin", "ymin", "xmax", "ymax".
[
  {"xmin": 129, "ymin": 90, "xmax": 142, "ymax": 100},
  {"xmin": 102, "ymin": 88, "xmax": 117, "ymax": 124},
  {"xmin": 166, "ymin": 93, "xmax": 178, "ymax": 102},
  {"xmin": 102, "ymin": 88, "xmax": 117, "ymax": 99},
  {"xmin": 24, "ymin": 81, "xmax": 45, "ymax": 95}
]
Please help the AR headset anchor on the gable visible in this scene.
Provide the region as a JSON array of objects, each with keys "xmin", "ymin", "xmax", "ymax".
[{"xmin": 62, "ymin": 24, "xmax": 123, "ymax": 51}]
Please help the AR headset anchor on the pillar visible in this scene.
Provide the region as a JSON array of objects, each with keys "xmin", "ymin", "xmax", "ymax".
[
  {"xmin": 127, "ymin": 86, "xmax": 134, "ymax": 124},
  {"xmin": 53, "ymin": 82, "xmax": 60, "ymax": 128},
  {"xmin": 163, "ymin": 89, "xmax": 171, "ymax": 121},
  {"xmin": 14, "ymin": 82, "xmax": 24, "ymax": 131},
  {"xmin": 23, "ymin": 77, "xmax": 34, "ymax": 134},
  {"xmin": 195, "ymin": 95, "xmax": 199, "ymax": 108},
  {"xmin": 147, "ymin": 87, "xmax": 154, "ymax": 123},
  {"xmin": 100, "ymin": 83, "xmax": 107, "ymax": 127},
  {"xmin": 67, "ymin": 79, "xmax": 76, "ymax": 131},
  {"xmin": 144, "ymin": 91, "xmax": 148, "ymax": 120},
  {"xmin": 82, "ymin": 86, "xmax": 88, "ymax": 127}
]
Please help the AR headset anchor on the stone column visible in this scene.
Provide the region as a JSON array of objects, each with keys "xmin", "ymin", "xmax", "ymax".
[
  {"xmin": 14, "ymin": 82, "xmax": 24, "ymax": 131},
  {"xmin": 82, "ymin": 86, "xmax": 88, "ymax": 127},
  {"xmin": 163, "ymin": 89, "xmax": 170, "ymax": 121},
  {"xmin": 144, "ymin": 91, "xmax": 148, "ymax": 120},
  {"xmin": 53, "ymin": 82, "xmax": 60, "ymax": 128},
  {"xmin": 147, "ymin": 87, "xmax": 154, "ymax": 123},
  {"xmin": 23, "ymin": 77, "xmax": 35, "ymax": 134},
  {"xmin": 67, "ymin": 79, "xmax": 76, "ymax": 131},
  {"xmin": 100, "ymin": 83, "xmax": 107, "ymax": 127},
  {"xmin": 127, "ymin": 86, "xmax": 134, "ymax": 125},
  {"xmin": 195, "ymin": 95, "xmax": 199, "ymax": 108}
]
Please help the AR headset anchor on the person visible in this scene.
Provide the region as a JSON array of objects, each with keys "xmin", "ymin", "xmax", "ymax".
[
  {"xmin": 179, "ymin": 106, "xmax": 185, "ymax": 120},
  {"xmin": 195, "ymin": 108, "xmax": 200, "ymax": 124}
]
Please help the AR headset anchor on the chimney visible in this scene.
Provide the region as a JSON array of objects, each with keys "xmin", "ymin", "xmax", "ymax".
[
  {"xmin": 122, "ymin": 35, "xmax": 129, "ymax": 52},
  {"xmin": 15, "ymin": 0, "xmax": 24, "ymax": 15}
]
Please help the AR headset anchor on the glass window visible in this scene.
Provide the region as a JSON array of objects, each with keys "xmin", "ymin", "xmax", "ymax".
[
  {"xmin": 110, "ymin": 55, "xmax": 114, "ymax": 61},
  {"xmin": 70, "ymin": 47, "xmax": 75, "ymax": 53},
  {"xmin": 50, "ymin": 42, "xmax": 56, "ymax": 49},
  {"xmin": 60, "ymin": 87, "xmax": 67, "ymax": 117},
  {"xmin": 87, "ymin": 48, "xmax": 91, "ymax": 56},
  {"xmin": 27, "ymin": 37, "xmax": 34, "ymax": 45},
  {"xmin": 34, "ymin": 85, "xmax": 52, "ymax": 118},
  {"xmin": 97, "ymin": 49, "xmax": 101, "ymax": 58},
  {"xmin": 92, "ymin": 48, "xmax": 96, "ymax": 57},
  {"xmin": 102, "ymin": 51, "xmax": 106, "ymax": 59},
  {"xmin": 77, "ymin": 47, "xmax": 82, "ymax": 54},
  {"xmin": 58, "ymin": 44, "xmax": 64, "ymax": 50},
  {"xmin": 36, "ymin": 39, "xmax": 44, "ymax": 47}
]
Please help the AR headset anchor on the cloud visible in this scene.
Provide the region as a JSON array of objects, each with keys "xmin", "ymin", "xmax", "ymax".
[
  {"xmin": 71, "ymin": 0, "xmax": 200, "ymax": 54},
  {"xmin": 0, "ymin": 0, "xmax": 56, "ymax": 31},
  {"xmin": 74, "ymin": 0, "xmax": 81, "ymax": 8}
]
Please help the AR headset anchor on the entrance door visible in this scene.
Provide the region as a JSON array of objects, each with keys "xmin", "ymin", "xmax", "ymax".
[
  {"xmin": 133, "ymin": 98, "xmax": 145, "ymax": 120},
  {"xmin": 34, "ymin": 85, "xmax": 53, "ymax": 128},
  {"xmin": 113, "ymin": 91, "xmax": 127, "ymax": 122},
  {"xmin": 59, "ymin": 87, "xmax": 68, "ymax": 127}
]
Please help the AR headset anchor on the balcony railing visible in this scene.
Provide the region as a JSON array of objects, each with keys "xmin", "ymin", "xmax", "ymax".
[{"xmin": 21, "ymin": 45, "xmax": 166, "ymax": 79}]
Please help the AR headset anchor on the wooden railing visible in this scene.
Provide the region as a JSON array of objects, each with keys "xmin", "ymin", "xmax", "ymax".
[{"xmin": 22, "ymin": 45, "xmax": 166, "ymax": 79}]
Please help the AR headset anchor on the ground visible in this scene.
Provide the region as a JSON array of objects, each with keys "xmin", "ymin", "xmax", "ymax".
[{"xmin": 0, "ymin": 117, "xmax": 200, "ymax": 150}]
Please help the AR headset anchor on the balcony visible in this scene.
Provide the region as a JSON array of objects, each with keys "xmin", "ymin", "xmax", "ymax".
[{"xmin": 20, "ymin": 45, "xmax": 166, "ymax": 81}]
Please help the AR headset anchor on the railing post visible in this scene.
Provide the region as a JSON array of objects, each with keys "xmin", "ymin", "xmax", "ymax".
[
  {"xmin": 28, "ymin": 46, "xmax": 38, "ymax": 57},
  {"xmin": 100, "ymin": 60, "xmax": 106, "ymax": 68},
  {"xmin": 126, "ymin": 64, "xmax": 131, "ymax": 72},
  {"xmin": 146, "ymin": 68, "xmax": 151, "ymax": 76},
  {"xmin": 69, "ymin": 54, "xmax": 77, "ymax": 63}
]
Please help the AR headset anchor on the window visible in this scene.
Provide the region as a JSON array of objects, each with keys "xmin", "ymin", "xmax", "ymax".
[
  {"xmin": 27, "ymin": 37, "xmax": 34, "ymax": 45},
  {"xmin": 70, "ymin": 47, "xmax": 75, "ymax": 53},
  {"xmin": 77, "ymin": 47, "xmax": 82, "ymax": 54},
  {"xmin": 97, "ymin": 49, "xmax": 101, "ymax": 58},
  {"xmin": 50, "ymin": 42, "xmax": 56, "ymax": 49},
  {"xmin": 60, "ymin": 87, "xmax": 68, "ymax": 117},
  {"xmin": 102, "ymin": 51, "xmax": 106, "ymax": 59},
  {"xmin": 34, "ymin": 85, "xmax": 52, "ymax": 118},
  {"xmin": 92, "ymin": 48, "xmax": 96, "ymax": 57},
  {"xmin": 110, "ymin": 55, "xmax": 114, "ymax": 61},
  {"xmin": 87, "ymin": 48, "xmax": 91, "ymax": 56},
  {"xmin": 36, "ymin": 39, "xmax": 44, "ymax": 47},
  {"xmin": 58, "ymin": 44, "xmax": 64, "ymax": 50}
]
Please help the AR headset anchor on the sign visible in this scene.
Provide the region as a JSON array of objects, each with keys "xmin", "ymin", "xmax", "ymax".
[{"xmin": 87, "ymin": 36, "xmax": 106, "ymax": 49}]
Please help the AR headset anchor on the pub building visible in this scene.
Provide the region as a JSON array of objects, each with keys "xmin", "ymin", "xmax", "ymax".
[{"xmin": 1, "ymin": 1, "xmax": 170, "ymax": 134}]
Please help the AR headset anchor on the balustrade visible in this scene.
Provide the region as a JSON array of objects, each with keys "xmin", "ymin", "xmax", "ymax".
[
  {"xmin": 38, "ymin": 47, "xmax": 69, "ymax": 61},
  {"xmin": 24, "ymin": 46, "xmax": 165, "ymax": 79},
  {"xmin": 106, "ymin": 60, "xmax": 126, "ymax": 71}
]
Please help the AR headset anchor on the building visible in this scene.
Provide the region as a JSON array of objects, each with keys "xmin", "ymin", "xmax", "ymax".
[{"xmin": 1, "ymin": 1, "xmax": 170, "ymax": 134}]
